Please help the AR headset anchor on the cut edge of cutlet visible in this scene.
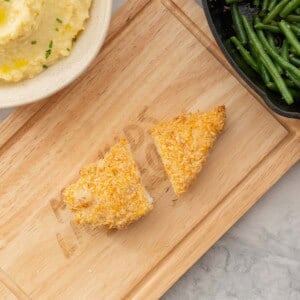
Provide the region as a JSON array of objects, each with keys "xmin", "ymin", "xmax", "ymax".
[
  {"xmin": 150, "ymin": 106, "xmax": 226, "ymax": 196},
  {"xmin": 63, "ymin": 139, "xmax": 153, "ymax": 230}
]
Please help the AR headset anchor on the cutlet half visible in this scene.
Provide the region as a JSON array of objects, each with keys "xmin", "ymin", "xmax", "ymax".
[
  {"xmin": 63, "ymin": 140, "xmax": 153, "ymax": 229},
  {"xmin": 150, "ymin": 106, "xmax": 226, "ymax": 195}
]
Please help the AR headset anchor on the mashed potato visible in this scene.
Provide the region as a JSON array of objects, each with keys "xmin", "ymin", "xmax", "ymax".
[{"xmin": 0, "ymin": 0, "xmax": 92, "ymax": 82}]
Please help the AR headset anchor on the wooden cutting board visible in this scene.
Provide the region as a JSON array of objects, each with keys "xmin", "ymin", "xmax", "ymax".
[{"xmin": 0, "ymin": 0, "xmax": 299, "ymax": 299}]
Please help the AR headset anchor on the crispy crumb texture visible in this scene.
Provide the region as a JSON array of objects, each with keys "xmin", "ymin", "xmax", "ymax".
[
  {"xmin": 150, "ymin": 106, "xmax": 226, "ymax": 195},
  {"xmin": 63, "ymin": 140, "xmax": 153, "ymax": 229}
]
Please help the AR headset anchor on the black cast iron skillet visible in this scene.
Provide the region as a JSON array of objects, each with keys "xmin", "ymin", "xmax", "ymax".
[{"xmin": 202, "ymin": 0, "xmax": 300, "ymax": 119}]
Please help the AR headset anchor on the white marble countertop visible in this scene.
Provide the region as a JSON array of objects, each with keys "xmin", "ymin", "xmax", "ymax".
[{"xmin": 0, "ymin": 1, "xmax": 299, "ymax": 299}]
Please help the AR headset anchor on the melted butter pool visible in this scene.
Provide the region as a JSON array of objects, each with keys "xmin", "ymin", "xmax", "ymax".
[{"xmin": 0, "ymin": 59, "xmax": 29, "ymax": 74}]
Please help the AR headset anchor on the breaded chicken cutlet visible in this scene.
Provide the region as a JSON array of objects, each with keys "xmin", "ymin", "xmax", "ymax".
[
  {"xmin": 150, "ymin": 106, "xmax": 226, "ymax": 195},
  {"xmin": 63, "ymin": 140, "xmax": 153, "ymax": 229}
]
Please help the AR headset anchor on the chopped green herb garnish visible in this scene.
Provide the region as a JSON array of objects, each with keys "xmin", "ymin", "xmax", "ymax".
[
  {"xmin": 45, "ymin": 49, "xmax": 51, "ymax": 59},
  {"xmin": 56, "ymin": 18, "xmax": 63, "ymax": 24},
  {"xmin": 45, "ymin": 40, "xmax": 53, "ymax": 59},
  {"xmin": 4, "ymin": 0, "xmax": 10, "ymax": 2},
  {"xmin": 55, "ymin": 27, "xmax": 59, "ymax": 32},
  {"xmin": 66, "ymin": 48, "xmax": 70, "ymax": 52},
  {"xmin": 72, "ymin": 37, "xmax": 77, "ymax": 43},
  {"xmin": 31, "ymin": 40, "xmax": 37, "ymax": 45},
  {"xmin": 43, "ymin": 64, "xmax": 48, "ymax": 69}
]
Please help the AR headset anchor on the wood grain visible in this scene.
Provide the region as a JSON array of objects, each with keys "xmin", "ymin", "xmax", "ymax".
[
  {"xmin": 0, "ymin": 283, "xmax": 17, "ymax": 300},
  {"xmin": 0, "ymin": 0, "xmax": 151, "ymax": 151},
  {"xmin": 0, "ymin": 268, "xmax": 29, "ymax": 300},
  {"xmin": 0, "ymin": 0, "xmax": 298, "ymax": 299}
]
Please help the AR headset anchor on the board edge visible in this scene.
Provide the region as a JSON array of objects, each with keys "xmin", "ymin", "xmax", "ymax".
[
  {"xmin": 0, "ymin": 0, "xmax": 153, "ymax": 151},
  {"xmin": 127, "ymin": 135, "xmax": 299, "ymax": 300}
]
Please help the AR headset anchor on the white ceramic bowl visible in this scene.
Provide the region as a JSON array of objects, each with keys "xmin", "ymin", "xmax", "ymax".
[{"xmin": 0, "ymin": 0, "xmax": 112, "ymax": 108}]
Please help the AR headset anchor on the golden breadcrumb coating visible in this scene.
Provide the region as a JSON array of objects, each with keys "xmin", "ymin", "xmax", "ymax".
[
  {"xmin": 63, "ymin": 140, "xmax": 153, "ymax": 229},
  {"xmin": 150, "ymin": 106, "xmax": 226, "ymax": 195}
]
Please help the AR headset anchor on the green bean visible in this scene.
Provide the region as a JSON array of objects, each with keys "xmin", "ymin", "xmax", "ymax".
[
  {"xmin": 281, "ymin": 39, "xmax": 289, "ymax": 61},
  {"xmin": 266, "ymin": 33, "xmax": 283, "ymax": 73},
  {"xmin": 249, "ymin": 31, "xmax": 271, "ymax": 84},
  {"xmin": 263, "ymin": 0, "xmax": 289, "ymax": 24},
  {"xmin": 282, "ymin": 49, "xmax": 300, "ymax": 89},
  {"xmin": 249, "ymin": 38, "xmax": 257, "ymax": 58},
  {"xmin": 257, "ymin": 29, "xmax": 300, "ymax": 80},
  {"xmin": 292, "ymin": 22, "xmax": 300, "ymax": 28},
  {"xmin": 280, "ymin": 0, "xmax": 300, "ymax": 18},
  {"xmin": 225, "ymin": 0, "xmax": 242, "ymax": 4},
  {"xmin": 241, "ymin": 16, "xmax": 294, "ymax": 104},
  {"xmin": 262, "ymin": 0, "xmax": 270, "ymax": 11},
  {"xmin": 285, "ymin": 78, "xmax": 298, "ymax": 88},
  {"xmin": 270, "ymin": 80, "xmax": 297, "ymax": 88},
  {"xmin": 268, "ymin": 0, "xmax": 278, "ymax": 11},
  {"xmin": 254, "ymin": 22, "xmax": 300, "ymax": 36},
  {"xmin": 256, "ymin": 60, "xmax": 271, "ymax": 85},
  {"xmin": 266, "ymin": 82, "xmax": 279, "ymax": 92},
  {"xmin": 253, "ymin": 16, "xmax": 261, "ymax": 25},
  {"xmin": 290, "ymin": 55, "xmax": 300, "ymax": 66},
  {"xmin": 255, "ymin": 23, "xmax": 281, "ymax": 33},
  {"xmin": 267, "ymin": 82, "xmax": 300, "ymax": 98},
  {"xmin": 231, "ymin": 4, "xmax": 248, "ymax": 45},
  {"xmin": 251, "ymin": 17, "xmax": 300, "ymax": 88},
  {"xmin": 259, "ymin": 62, "xmax": 272, "ymax": 84},
  {"xmin": 286, "ymin": 14, "xmax": 300, "ymax": 22},
  {"xmin": 253, "ymin": 0, "xmax": 260, "ymax": 6},
  {"xmin": 278, "ymin": 20, "xmax": 300, "ymax": 55},
  {"xmin": 266, "ymin": 33, "xmax": 278, "ymax": 49},
  {"xmin": 290, "ymin": 46, "xmax": 300, "ymax": 55},
  {"xmin": 290, "ymin": 24, "xmax": 300, "ymax": 36},
  {"xmin": 230, "ymin": 36, "xmax": 258, "ymax": 71},
  {"xmin": 296, "ymin": 8, "xmax": 300, "ymax": 14},
  {"xmin": 267, "ymin": 79, "xmax": 296, "ymax": 88},
  {"xmin": 287, "ymin": 72, "xmax": 300, "ymax": 88}
]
